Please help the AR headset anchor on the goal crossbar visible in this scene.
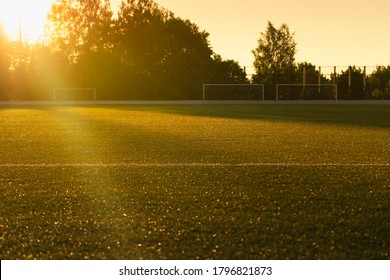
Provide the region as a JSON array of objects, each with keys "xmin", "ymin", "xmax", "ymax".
[
  {"xmin": 276, "ymin": 84, "xmax": 338, "ymax": 103},
  {"xmin": 202, "ymin": 84, "xmax": 265, "ymax": 101}
]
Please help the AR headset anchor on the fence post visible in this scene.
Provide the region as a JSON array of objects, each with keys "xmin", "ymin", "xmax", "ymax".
[
  {"xmin": 318, "ymin": 66, "xmax": 321, "ymax": 95},
  {"xmin": 348, "ymin": 66, "xmax": 352, "ymax": 96},
  {"xmin": 333, "ymin": 66, "xmax": 337, "ymax": 100},
  {"xmin": 363, "ymin": 66, "xmax": 367, "ymax": 93}
]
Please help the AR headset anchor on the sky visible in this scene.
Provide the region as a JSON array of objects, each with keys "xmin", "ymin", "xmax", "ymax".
[
  {"xmin": 0, "ymin": 0, "xmax": 53, "ymax": 42},
  {"xmin": 1, "ymin": 0, "xmax": 389, "ymax": 74},
  {"xmin": 111, "ymin": 0, "xmax": 390, "ymax": 74}
]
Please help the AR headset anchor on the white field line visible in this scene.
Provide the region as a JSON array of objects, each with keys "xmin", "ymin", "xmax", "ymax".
[{"xmin": 0, "ymin": 162, "xmax": 388, "ymax": 168}]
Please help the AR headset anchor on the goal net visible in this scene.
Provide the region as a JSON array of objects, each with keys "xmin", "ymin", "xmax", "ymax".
[
  {"xmin": 276, "ymin": 84, "xmax": 338, "ymax": 103},
  {"xmin": 202, "ymin": 84, "xmax": 265, "ymax": 101},
  {"xmin": 53, "ymin": 88, "xmax": 97, "ymax": 103}
]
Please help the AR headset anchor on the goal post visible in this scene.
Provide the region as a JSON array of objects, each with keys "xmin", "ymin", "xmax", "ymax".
[
  {"xmin": 53, "ymin": 88, "xmax": 97, "ymax": 103},
  {"xmin": 202, "ymin": 84, "xmax": 265, "ymax": 102},
  {"xmin": 276, "ymin": 84, "xmax": 338, "ymax": 103}
]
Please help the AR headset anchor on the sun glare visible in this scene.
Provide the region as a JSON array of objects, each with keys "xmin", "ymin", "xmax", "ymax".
[{"xmin": 0, "ymin": 0, "xmax": 53, "ymax": 43}]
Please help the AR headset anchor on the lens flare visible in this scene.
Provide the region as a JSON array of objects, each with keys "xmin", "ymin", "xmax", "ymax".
[{"xmin": 0, "ymin": 0, "xmax": 53, "ymax": 43}]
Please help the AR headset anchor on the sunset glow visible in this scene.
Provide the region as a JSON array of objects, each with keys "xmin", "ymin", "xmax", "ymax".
[
  {"xmin": 0, "ymin": 0, "xmax": 53, "ymax": 43},
  {"xmin": 0, "ymin": 0, "xmax": 389, "ymax": 66}
]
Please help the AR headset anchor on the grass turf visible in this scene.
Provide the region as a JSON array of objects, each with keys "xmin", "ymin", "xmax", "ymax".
[{"xmin": 0, "ymin": 105, "xmax": 389, "ymax": 259}]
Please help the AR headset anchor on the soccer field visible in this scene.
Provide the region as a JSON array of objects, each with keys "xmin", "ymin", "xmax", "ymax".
[{"xmin": 0, "ymin": 105, "xmax": 389, "ymax": 259}]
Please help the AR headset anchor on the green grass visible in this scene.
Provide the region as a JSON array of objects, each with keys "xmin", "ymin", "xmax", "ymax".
[{"xmin": 0, "ymin": 105, "xmax": 389, "ymax": 259}]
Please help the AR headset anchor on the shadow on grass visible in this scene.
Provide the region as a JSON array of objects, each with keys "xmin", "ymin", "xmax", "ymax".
[
  {"xmin": 148, "ymin": 105, "xmax": 390, "ymax": 129},
  {"xmin": 1, "ymin": 104, "xmax": 389, "ymax": 129}
]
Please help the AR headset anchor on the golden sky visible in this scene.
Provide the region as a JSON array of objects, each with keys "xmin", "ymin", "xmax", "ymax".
[
  {"xmin": 1, "ymin": 0, "xmax": 389, "ymax": 71},
  {"xmin": 112, "ymin": 0, "xmax": 390, "ymax": 71},
  {"xmin": 0, "ymin": 0, "xmax": 53, "ymax": 42}
]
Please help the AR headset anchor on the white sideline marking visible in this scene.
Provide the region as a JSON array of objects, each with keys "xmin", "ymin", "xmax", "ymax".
[{"xmin": 0, "ymin": 163, "xmax": 388, "ymax": 168}]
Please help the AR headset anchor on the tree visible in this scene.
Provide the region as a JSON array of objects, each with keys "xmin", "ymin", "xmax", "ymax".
[
  {"xmin": 115, "ymin": 0, "xmax": 170, "ymax": 69},
  {"xmin": 368, "ymin": 66, "xmax": 390, "ymax": 99},
  {"xmin": 252, "ymin": 21, "xmax": 297, "ymax": 97},
  {"xmin": 212, "ymin": 55, "xmax": 247, "ymax": 84},
  {"xmin": 337, "ymin": 66, "xmax": 366, "ymax": 100},
  {"xmin": 45, "ymin": 0, "xmax": 113, "ymax": 63},
  {"xmin": 45, "ymin": 0, "xmax": 113, "ymax": 99},
  {"xmin": 0, "ymin": 25, "xmax": 10, "ymax": 100},
  {"xmin": 113, "ymin": 0, "xmax": 172, "ymax": 98},
  {"xmin": 294, "ymin": 62, "xmax": 332, "ymax": 100},
  {"xmin": 26, "ymin": 44, "xmax": 68, "ymax": 100},
  {"xmin": 163, "ymin": 17, "xmax": 214, "ymax": 99},
  {"xmin": 113, "ymin": 0, "xmax": 215, "ymax": 99}
]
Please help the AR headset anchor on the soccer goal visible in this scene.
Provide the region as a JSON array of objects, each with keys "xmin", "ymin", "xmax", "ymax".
[
  {"xmin": 53, "ymin": 88, "xmax": 97, "ymax": 103},
  {"xmin": 276, "ymin": 84, "xmax": 338, "ymax": 103},
  {"xmin": 202, "ymin": 84, "xmax": 265, "ymax": 102}
]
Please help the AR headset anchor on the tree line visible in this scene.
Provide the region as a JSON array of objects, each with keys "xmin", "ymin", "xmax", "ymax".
[
  {"xmin": 0, "ymin": 0, "xmax": 389, "ymax": 101},
  {"xmin": 252, "ymin": 21, "xmax": 390, "ymax": 100}
]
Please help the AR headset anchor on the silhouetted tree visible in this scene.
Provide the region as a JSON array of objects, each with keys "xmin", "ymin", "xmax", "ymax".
[
  {"xmin": 368, "ymin": 66, "xmax": 390, "ymax": 99},
  {"xmin": 252, "ymin": 21, "xmax": 297, "ymax": 98},
  {"xmin": 2, "ymin": 1, "xmax": 390, "ymax": 101},
  {"xmin": 212, "ymin": 55, "xmax": 247, "ymax": 84},
  {"xmin": 114, "ymin": 0, "xmax": 172, "ymax": 98},
  {"xmin": 7, "ymin": 39, "xmax": 31, "ymax": 100},
  {"xmin": 337, "ymin": 66, "xmax": 366, "ymax": 100},
  {"xmin": 295, "ymin": 62, "xmax": 332, "ymax": 100},
  {"xmin": 25, "ymin": 44, "xmax": 68, "ymax": 100},
  {"xmin": 0, "ymin": 25, "xmax": 10, "ymax": 100},
  {"xmin": 163, "ymin": 17, "xmax": 214, "ymax": 99},
  {"xmin": 114, "ymin": 0, "xmax": 215, "ymax": 99},
  {"xmin": 45, "ymin": 0, "xmax": 113, "ymax": 99}
]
